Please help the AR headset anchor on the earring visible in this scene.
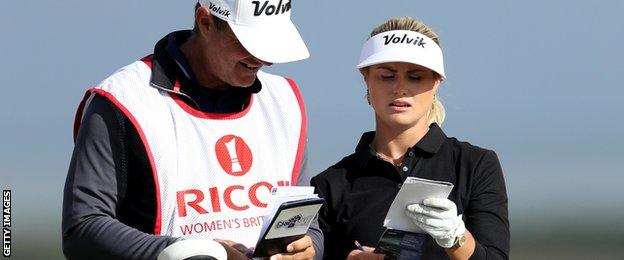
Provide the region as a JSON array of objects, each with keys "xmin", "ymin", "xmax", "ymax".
[{"xmin": 366, "ymin": 89, "xmax": 371, "ymax": 105}]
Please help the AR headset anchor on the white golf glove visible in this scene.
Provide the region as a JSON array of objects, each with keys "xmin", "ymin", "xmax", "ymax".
[
  {"xmin": 157, "ymin": 238, "xmax": 227, "ymax": 260},
  {"xmin": 405, "ymin": 198, "xmax": 466, "ymax": 249}
]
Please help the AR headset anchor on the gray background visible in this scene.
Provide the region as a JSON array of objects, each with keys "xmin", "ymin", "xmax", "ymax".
[{"xmin": 1, "ymin": 0, "xmax": 623, "ymax": 259}]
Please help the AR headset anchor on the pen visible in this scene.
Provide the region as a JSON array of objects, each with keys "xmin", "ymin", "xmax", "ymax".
[{"xmin": 354, "ymin": 240, "xmax": 365, "ymax": 251}]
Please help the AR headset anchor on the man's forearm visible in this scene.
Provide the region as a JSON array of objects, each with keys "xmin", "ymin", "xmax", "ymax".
[
  {"xmin": 306, "ymin": 214, "xmax": 324, "ymax": 260},
  {"xmin": 63, "ymin": 215, "xmax": 179, "ymax": 260}
]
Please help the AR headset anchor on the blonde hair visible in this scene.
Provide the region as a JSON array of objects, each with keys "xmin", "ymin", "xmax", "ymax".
[{"xmin": 368, "ymin": 17, "xmax": 446, "ymax": 126}]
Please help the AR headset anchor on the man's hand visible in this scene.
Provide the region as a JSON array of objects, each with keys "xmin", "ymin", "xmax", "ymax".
[
  {"xmin": 346, "ymin": 245, "xmax": 384, "ymax": 260},
  {"xmin": 405, "ymin": 197, "xmax": 466, "ymax": 248},
  {"xmin": 269, "ymin": 235, "xmax": 315, "ymax": 260},
  {"xmin": 214, "ymin": 239, "xmax": 252, "ymax": 260}
]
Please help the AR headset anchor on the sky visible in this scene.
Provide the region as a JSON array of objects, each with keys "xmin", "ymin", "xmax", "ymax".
[{"xmin": 1, "ymin": 0, "xmax": 624, "ymax": 258}]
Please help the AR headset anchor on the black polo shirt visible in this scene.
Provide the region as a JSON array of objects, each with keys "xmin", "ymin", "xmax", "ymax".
[{"xmin": 311, "ymin": 124, "xmax": 509, "ymax": 259}]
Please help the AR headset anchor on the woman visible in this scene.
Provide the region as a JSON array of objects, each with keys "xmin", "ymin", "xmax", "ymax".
[{"xmin": 311, "ymin": 17, "xmax": 509, "ymax": 260}]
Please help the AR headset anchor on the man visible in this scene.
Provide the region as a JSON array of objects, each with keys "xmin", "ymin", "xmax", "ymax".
[{"xmin": 62, "ymin": 0, "xmax": 321, "ymax": 259}]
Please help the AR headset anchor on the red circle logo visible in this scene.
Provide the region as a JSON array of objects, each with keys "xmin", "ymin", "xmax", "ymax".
[{"xmin": 215, "ymin": 135, "xmax": 253, "ymax": 176}]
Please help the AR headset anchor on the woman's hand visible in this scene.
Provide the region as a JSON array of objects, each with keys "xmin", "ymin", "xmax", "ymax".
[
  {"xmin": 405, "ymin": 197, "xmax": 466, "ymax": 248},
  {"xmin": 346, "ymin": 245, "xmax": 384, "ymax": 260}
]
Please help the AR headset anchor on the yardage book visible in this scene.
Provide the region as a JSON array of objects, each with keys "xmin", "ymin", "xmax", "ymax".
[
  {"xmin": 383, "ymin": 177, "xmax": 454, "ymax": 233},
  {"xmin": 374, "ymin": 177, "xmax": 454, "ymax": 259},
  {"xmin": 252, "ymin": 186, "xmax": 324, "ymax": 257}
]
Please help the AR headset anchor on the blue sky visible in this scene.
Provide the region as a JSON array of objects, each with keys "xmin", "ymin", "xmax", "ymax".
[{"xmin": 1, "ymin": 0, "xmax": 623, "ymax": 255}]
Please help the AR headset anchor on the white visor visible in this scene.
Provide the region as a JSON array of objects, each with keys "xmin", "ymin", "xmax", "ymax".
[
  {"xmin": 199, "ymin": 0, "xmax": 309, "ymax": 63},
  {"xmin": 357, "ymin": 30, "xmax": 445, "ymax": 78}
]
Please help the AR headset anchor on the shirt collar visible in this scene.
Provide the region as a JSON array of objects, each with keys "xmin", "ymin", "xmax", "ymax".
[
  {"xmin": 353, "ymin": 123, "xmax": 447, "ymax": 167},
  {"xmin": 165, "ymin": 31, "xmax": 198, "ymax": 82},
  {"xmin": 416, "ymin": 123, "xmax": 447, "ymax": 154}
]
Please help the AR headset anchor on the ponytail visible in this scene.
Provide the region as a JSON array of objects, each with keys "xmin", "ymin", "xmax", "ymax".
[{"xmin": 428, "ymin": 96, "xmax": 446, "ymax": 126}]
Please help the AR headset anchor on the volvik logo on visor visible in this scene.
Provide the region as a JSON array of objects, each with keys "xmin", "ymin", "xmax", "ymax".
[
  {"xmin": 252, "ymin": 0, "xmax": 291, "ymax": 16},
  {"xmin": 208, "ymin": 2, "xmax": 231, "ymax": 17},
  {"xmin": 357, "ymin": 30, "xmax": 445, "ymax": 78},
  {"xmin": 383, "ymin": 33, "xmax": 426, "ymax": 48}
]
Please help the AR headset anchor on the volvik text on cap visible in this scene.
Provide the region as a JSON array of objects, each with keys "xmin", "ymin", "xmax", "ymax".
[{"xmin": 199, "ymin": 0, "xmax": 309, "ymax": 63}]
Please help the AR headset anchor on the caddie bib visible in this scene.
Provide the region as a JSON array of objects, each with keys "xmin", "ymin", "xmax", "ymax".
[{"xmin": 74, "ymin": 58, "xmax": 306, "ymax": 247}]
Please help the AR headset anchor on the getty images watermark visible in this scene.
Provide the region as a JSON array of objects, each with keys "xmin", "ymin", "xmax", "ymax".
[{"xmin": 3, "ymin": 189, "xmax": 10, "ymax": 257}]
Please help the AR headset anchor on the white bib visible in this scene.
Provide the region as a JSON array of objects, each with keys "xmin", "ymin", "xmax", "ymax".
[{"xmin": 76, "ymin": 59, "xmax": 306, "ymax": 247}]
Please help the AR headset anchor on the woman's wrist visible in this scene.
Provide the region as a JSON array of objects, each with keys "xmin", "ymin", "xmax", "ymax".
[{"xmin": 444, "ymin": 230, "xmax": 476, "ymax": 260}]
